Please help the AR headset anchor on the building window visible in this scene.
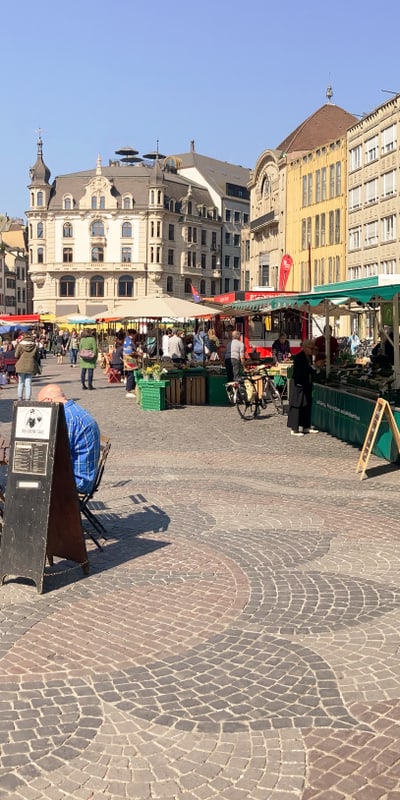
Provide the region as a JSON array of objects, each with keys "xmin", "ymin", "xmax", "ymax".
[
  {"xmin": 37, "ymin": 247, "xmax": 44, "ymax": 263},
  {"xmin": 201, "ymin": 253, "xmax": 206, "ymax": 269},
  {"xmin": 37, "ymin": 222, "xmax": 43, "ymax": 238},
  {"xmin": 123, "ymin": 196, "xmax": 131, "ymax": 209},
  {"xmin": 37, "ymin": 191, "xmax": 44, "ymax": 207},
  {"xmin": 234, "ymin": 256, "xmax": 239, "ymax": 269},
  {"xmin": 118, "ymin": 275, "xmax": 133, "ymax": 297},
  {"xmin": 60, "ymin": 275, "xmax": 75, "ymax": 297},
  {"xmin": 243, "ymin": 213, "xmax": 248, "ymax": 224},
  {"xmin": 321, "ymin": 167, "xmax": 327, "ymax": 200},
  {"xmin": 350, "ymin": 145, "xmax": 362, "ymax": 171},
  {"xmin": 315, "ymin": 170, "xmax": 321, "ymax": 202},
  {"xmin": 234, "ymin": 211, "xmax": 240, "ymax": 223},
  {"xmin": 168, "ymin": 249, "xmax": 174, "ymax": 265},
  {"xmin": 121, "ymin": 247, "xmax": 132, "ymax": 263},
  {"xmin": 233, "ymin": 279, "xmax": 239, "ymax": 290},
  {"xmin": 91, "ymin": 220, "xmax": 104, "ymax": 236},
  {"xmin": 320, "ymin": 213, "xmax": 326, "ymax": 245},
  {"xmin": 99, "ymin": 196, "xmax": 105, "ymax": 209},
  {"xmin": 121, "ymin": 222, "xmax": 132, "ymax": 237},
  {"xmin": 234, "ymin": 234, "xmax": 240, "ymax": 247},
  {"xmin": 224, "ymin": 278, "xmax": 230, "ymax": 292},
  {"xmin": 187, "ymin": 200, "xmax": 192, "ymax": 214},
  {"xmin": 184, "ymin": 279, "xmax": 191, "ymax": 294},
  {"xmin": 307, "ymin": 174, "xmax": 312, "ymax": 205},
  {"xmin": 211, "ymin": 279, "xmax": 217, "ymax": 295},
  {"xmin": 315, "ymin": 215, "xmax": 320, "ymax": 247},
  {"xmin": 349, "ymin": 225, "xmax": 361, "ymax": 250},
  {"xmin": 329, "ymin": 211, "xmax": 334, "ymax": 245},
  {"xmin": 365, "ymin": 135, "xmax": 378, "ymax": 163},
  {"xmin": 63, "ymin": 247, "xmax": 73, "ymax": 263},
  {"xmin": 302, "ymin": 175, "xmax": 308, "ymax": 207},
  {"xmin": 63, "ymin": 222, "xmax": 73, "ymax": 238},
  {"xmin": 382, "ymin": 123, "xmax": 397, "ymax": 154},
  {"xmin": 335, "ymin": 209, "xmax": 341, "ymax": 244},
  {"xmin": 90, "ymin": 275, "xmax": 104, "ymax": 297},
  {"xmin": 91, "ymin": 196, "xmax": 97, "ymax": 209},
  {"xmin": 166, "ymin": 276, "xmax": 173, "ymax": 292},
  {"xmin": 225, "ymin": 209, "xmax": 231, "ymax": 222},
  {"xmin": 225, "ymin": 232, "xmax": 231, "ymax": 245},
  {"xmin": 211, "ymin": 231, "xmax": 217, "ymax": 250},
  {"xmin": 187, "ymin": 251, "xmax": 196, "ymax": 267},
  {"xmin": 365, "ymin": 220, "xmax": 378, "ymax": 246},
  {"xmin": 64, "ymin": 196, "xmax": 72, "ymax": 210},
  {"xmin": 365, "ymin": 178, "xmax": 378, "ymax": 204},
  {"xmin": 225, "ymin": 255, "xmax": 230, "ymax": 268},
  {"xmin": 334, "ymin": 162, "xmax": 341, "ymax": 196},
  {"xmin": 91, "ymin": 246, "xmax": 104, "ymax": 262},
  {"xmin": 201, "ymin": 229, "xmax": 207, "ymax": 246},
  {"xmin": 382, "ymin": 170, "xmax": 396, "ymax": 197},
  {"xmin": 329, "ymin": 164, "xmax": 335, "ymax": 198},
  {"xmin": 168, "ymin": 224, "xmax": 175, "ymax": 241},
  {"xmin": 200, "ymin": 279, "xmax": 206, "ymax": 294},
  {"xmin": 382, "ymin": 214, "xmax": 396, "ymax": 242},
  {"xmin": 349, "ymin": 186, "xmax": 362, "ymax": 210},
  {"xmin": 381, "ymin": 259, "xmax": 396, "ymax": 275}
]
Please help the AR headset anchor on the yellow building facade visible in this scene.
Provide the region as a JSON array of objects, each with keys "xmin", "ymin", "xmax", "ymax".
[{"xmin": 285, "ymin": 136, "xmax": 349, "ymax": 293}]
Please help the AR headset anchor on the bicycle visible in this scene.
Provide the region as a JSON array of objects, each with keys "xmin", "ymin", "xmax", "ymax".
[{"xmin": 225, "ymin": 367, "xmax": 284, "ymax": 419}]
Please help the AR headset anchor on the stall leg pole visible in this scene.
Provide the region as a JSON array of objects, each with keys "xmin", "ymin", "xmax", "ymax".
[
  {"xmin": 393, "ymin": 293, "xmax": 400, "ymax": 389},
  {"xmin": 324, "ymin": 300, "xmax": 331, "ymax": 377}
]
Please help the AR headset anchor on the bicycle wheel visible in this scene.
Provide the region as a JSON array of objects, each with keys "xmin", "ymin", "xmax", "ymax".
[
  {"xmin": 267, "ymin": 380, "xmax": 284, "ymax": 414},
  {"xmin": 236, "ymin": 383, "xmax": 257, "ymax": 419}
]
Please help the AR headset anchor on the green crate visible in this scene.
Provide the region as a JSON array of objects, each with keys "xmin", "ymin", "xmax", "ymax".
[{"xmin": 138, "ymin": 380, "xmax": 168, "ymax": 411}]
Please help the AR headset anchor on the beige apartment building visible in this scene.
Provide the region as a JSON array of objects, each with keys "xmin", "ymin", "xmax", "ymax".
[
  {"xmin": 27, "ymin": 139, "xmax": 224, "ymax": 317},
  {"xmin": 347, "ymin": 93, "xmax": 400, "ymax": 281}
]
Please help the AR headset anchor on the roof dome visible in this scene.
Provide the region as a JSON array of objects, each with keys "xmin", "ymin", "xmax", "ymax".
[{"xmin": 29, "ymin": 137, "xmax": 51, "ymax": 184}]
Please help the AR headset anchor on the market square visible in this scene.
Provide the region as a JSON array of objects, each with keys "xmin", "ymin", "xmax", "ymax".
[{"xmin": 0, "ymin": 360, "xmax": 400, "ymax": 798}]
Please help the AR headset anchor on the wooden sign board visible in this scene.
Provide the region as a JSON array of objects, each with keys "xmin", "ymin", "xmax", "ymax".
[
  {"xmin": 0, "ymin": 402, "xmax": 89, "ymax": 593},
  {"xmin": 356, "ymin": 397, "xmax": 400, "ymax": 480}
]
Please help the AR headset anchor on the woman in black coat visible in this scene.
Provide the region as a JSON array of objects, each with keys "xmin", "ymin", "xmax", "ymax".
[{"xmin": 287, "ymin": 339, "xmax": 318, "ymax": 436}]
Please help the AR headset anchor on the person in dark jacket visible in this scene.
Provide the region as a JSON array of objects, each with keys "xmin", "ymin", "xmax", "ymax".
[
  {"xmin": 15, "ymin": 333, "xmax": 39, "ymax": 401},
  {"xmin": 287, "ymin": 339, "xmax": 319, "ymax": 436}
]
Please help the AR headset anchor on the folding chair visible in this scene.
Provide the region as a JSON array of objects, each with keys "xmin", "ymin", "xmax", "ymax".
[
  {"xmin": 107, "ymin": 366, "xmax": 123, "ymax": 383},
  {"xmin": 79, "ymin": 436, "xmax": 111, "ymax": 550}
]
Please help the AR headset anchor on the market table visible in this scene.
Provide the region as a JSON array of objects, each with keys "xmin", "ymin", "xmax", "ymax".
[{"xmin": 312, "ymin": 383, "xmax": 400, "ymax": 464}]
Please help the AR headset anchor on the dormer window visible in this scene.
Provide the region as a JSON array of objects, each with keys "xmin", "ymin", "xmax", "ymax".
[
  {"xmin": 188, "ymin": 201, "xmax": 192, "ymax": 215},
  {"xmin": 123, "ymin": 196, "xmax": 133, "ymax": 209},
  {"xmin": 64, "ymin": 196, "xmax": 72, "ymax": 210}
]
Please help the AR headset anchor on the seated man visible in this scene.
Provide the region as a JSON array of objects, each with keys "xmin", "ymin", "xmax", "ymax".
[{"xmin": 37, "ymin": 383, "xmax": 100, "ymax": 494}]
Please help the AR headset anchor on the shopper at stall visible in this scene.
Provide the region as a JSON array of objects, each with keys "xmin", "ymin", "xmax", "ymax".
[
  {"xmin": 168, "ymin": 328, "xmax": 186, "ymax": 366},
  {"xmin": 123, "ymin": 329, "xmax": 138, "ymax": 398},
  {"xmin": 348, "ymin": 332, "xmax": 360, "ymax": 356},
  {"xmin": 192, "ymin": 329, "xmax": 210, "ymax": 362},
  {"xmin": 272, "ymin": 333, "xmax": 291, "ymax": 363},
  {"xmin": 315, "ymin": 325, "xmax": 339, "ymax": 364},
  {"xmin": 224, "ymin": 330, "xmax": 245, "ymax": 381},
  {"xmin": 287, "ymin": 339, "xmax": 318, "ymax": 436}
]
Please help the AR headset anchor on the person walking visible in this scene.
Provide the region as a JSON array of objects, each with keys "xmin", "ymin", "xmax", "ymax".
[
  {"xmin": 224, "ymin": 330, "xmax": 245, "ymax": 381},
  {"xmin": 78, "ymin": 328, "xmax": 98, "ymax": 390},
  {"xmin": 123, "ymin": 328, "xmax": 138, "ymax": 398},
  {"xmin": 287, "ymin": 339, "xmax": 318, "ymax": 436},
  {"xmin": 68, "ymin": 329, "xmax": 79, "ymax": 367},
  {"xmin": 15, "ymin": 332, "xmax": 40, "ymax": 402}
]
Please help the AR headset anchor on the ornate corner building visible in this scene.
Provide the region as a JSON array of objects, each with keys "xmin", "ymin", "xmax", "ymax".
[{"xmin": 27, "ymin": 139, "xmax": 250, "ymax": 316}]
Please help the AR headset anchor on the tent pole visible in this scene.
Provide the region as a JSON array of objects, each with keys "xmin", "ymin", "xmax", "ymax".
[
  {"xmin": 393, "ymin": 293, "xmax": 400, "ymax": 389},
  {"xmin": 324, "ymin": 300, "xmax": 331, "ymax": 377}
]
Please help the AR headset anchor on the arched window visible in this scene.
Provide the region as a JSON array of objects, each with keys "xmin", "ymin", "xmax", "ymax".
[
  {"xmin": 90, "ymin": 275, "xmax": 104, "ymax": 297},
  {"xmin": 63, "ymin": 247, "xmax": 73, "ymax": 263},
  {"xmin": 150, "ymin": 190, "xmax": 155, "ymax": 204},
  {"xmin": 99, "ymin": 196, "xmax": 105, "ymax": 209},
  {"xmin": 261, "ymin": 175, "xmax": 270, "ymax": 197},
  {"xmin": 91, "ymin": 196, "xmax": 97, "ymax": 209},
  {"xmin": 29, "ymin": 224, "xmax": 33, "ymax": 238},
  {"xmin": 91, "ymin": 220, "xmax": 104, "ymax": 236},
  {"xmin": 60, "ymin": 275, "xmax": 75, "ymax": 297},
  {"xmin": 200, "ymin": 279, "xmax": 206, "ymax": 295},
  {"xmin": 37, "ymin": 247, "xmax": 44, "ymax": 264},
  {"xmin": 184, "ymin": 278, "xmax": 191, "ymax": 294},
  {"xmin": 37, "ymin": 222, "xmax": 43, "ymax": 238},
  {"xmin": 157, "ymin": 190, "xmax": 162, "ymax": 204},
  {"xmin": 169, "ymin": 199, "xmax": 175, "ymax": 212},
  {"xmin": 91, "ymin": 246, "xmax": 104, "ymax": 262},
  {"xmin": 64, "ymin": 196, "xmax": 72, "ymax": 210},
  {"xmin": 166, "ymin": 276, "xmax": 173, "ymax": 292},
  {"xmin": 63, "ymin": 222, "xmax": 73, "ymax": 238},
  {"xmin": 123, "ymin": 196, "xmax": 131, "ymax": 209},
  {"xmin": 37, "ymin": 191, "xmax": 43, "ymax": 207},
  {"xmin": 121, "ymin": 221, "xmax": 132, "ymax": 237},
  {"xmin": 118, "ymin": 275, "xmax": 133, "ymax": 297}
]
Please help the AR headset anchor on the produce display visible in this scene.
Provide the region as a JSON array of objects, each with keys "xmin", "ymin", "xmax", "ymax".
[{"xmin": 314, "ymin": 359, "xmax": 396, "ymax": 400}]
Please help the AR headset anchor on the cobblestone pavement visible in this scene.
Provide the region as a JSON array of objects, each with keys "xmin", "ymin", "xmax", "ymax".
[{"xmin": 1, "ymin": 360, "xmax": 400, "ymax": 798}]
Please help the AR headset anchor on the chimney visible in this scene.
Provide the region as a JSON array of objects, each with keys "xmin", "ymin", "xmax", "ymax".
[{"xmin": 190, "ymin": 139, "xmax": 195, "ymax": 153}]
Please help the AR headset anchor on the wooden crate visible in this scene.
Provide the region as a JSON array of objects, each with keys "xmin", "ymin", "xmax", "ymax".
[
  {"xmin": 166, "ymin": 376, "xmax": 183, "ymax": 406},
  {"xmin": 184, "ymin": 375, "xmax": 206, "ymax": 405}
]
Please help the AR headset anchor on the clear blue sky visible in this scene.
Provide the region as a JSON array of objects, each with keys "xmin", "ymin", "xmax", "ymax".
[{"xmin": 2, "ymin": 0, "xmax": 400, "ymax": 219}]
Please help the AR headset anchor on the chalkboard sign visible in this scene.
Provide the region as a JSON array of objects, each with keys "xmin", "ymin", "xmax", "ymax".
[
  {"xmin": 0, "ymin": 401, "xmax": 89, "ymax": 593},
  {"xmin": 356, "ymin": 397, "xmax": 400, "ymax": 480}
]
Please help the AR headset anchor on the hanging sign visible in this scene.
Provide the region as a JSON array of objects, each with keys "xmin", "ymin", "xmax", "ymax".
[{"xmin": 278, "ymin": 254, "xmax": 293, "ymax": 291}]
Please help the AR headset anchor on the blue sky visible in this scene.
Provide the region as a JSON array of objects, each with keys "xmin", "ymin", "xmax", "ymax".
[{"xmin": 2, "ymin": 0, "xmax": 400, "ymax": 219}]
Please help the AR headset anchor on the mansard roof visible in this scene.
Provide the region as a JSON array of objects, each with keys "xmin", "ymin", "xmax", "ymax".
[
  {"xmin": 277, "ymin": 103, "xmax": 358, "ymax": 156},
  {"xmin": 170, "ymin": 151, "xmax": 251, "ymax": 196}
]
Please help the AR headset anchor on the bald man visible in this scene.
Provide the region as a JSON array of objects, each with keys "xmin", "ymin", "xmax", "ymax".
[{"xmin": 37, "ymin": 383, "xmax": 100, "ymax": 493}]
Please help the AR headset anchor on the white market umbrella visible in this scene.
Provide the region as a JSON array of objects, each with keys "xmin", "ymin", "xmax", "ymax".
[
  {"xmin": 98, "ymin": 296, "xmax": 219, "ymax": 321},
  {"xmin": 68, "ymin": 314, "xmax": 97, "ymax": 324}
]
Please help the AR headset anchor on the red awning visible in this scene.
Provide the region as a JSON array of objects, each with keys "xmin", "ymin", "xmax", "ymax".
[{"xmin": 0, "ymin": 314, "xmax": 40, "ymax": 324}]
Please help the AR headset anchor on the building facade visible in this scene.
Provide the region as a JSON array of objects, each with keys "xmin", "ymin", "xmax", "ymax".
[
  {"xmin": 347, "ymin": 93, "xmax": 400, "ymax": 281},
  {"xmin": 169, "ymin": 144, "xmax": 250, "ymax": 295},
  {"xmin": 27, "ymin": 140, "xmax": 223, "ymax": 316},
  {"xmin": 242, "ymin": 101, "xmax": 357, "ymax": 293},
  {"xmin": 0, "ymin": 218, "xmax": 30, "ymax": 314}
]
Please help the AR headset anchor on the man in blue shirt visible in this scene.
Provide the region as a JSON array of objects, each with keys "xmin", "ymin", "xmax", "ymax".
[{"xmin": 37, "ymin": 384, "xmax": 100, "ymax": 494}]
